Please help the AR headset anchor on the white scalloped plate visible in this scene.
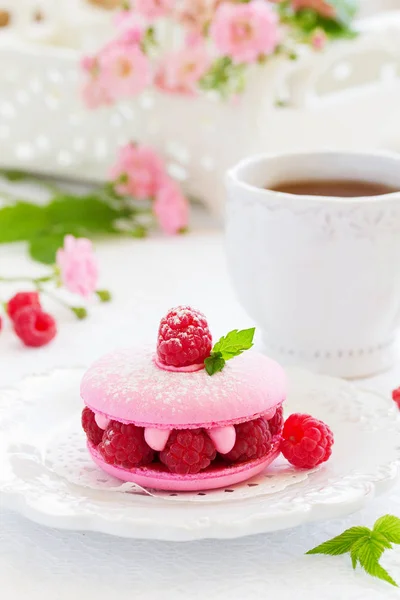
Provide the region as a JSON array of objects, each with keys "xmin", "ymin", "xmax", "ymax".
[{"xmin": 0, "ymin": 368, "xmax": 399, "ymax": 541}]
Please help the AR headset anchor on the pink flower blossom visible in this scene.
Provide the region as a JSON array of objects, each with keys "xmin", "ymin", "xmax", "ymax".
[
  {"xmin": 177, "ymin": 0, "xmax": 222, "ymax": 32},
  {"xmin": 81, "ymin": 55, "xmax": 97, "ymax": 73},
  {"xmin": 311, "ymin": 28, "xmax": 327, "ymax": 50},
  {"xmin": 155, "ymin": 44, "xmax": 211, "ymax": 95},
  {"xmin": 113, "ymin": 9, "xmax": 145, "ymax": 44},
  {"xmin": 82, "ymin": 76, "xmax": 113, "ymax": 109},
  {"xmin": 114, "ymin": 8, "xmax": 137, "ymax": 29},
  {"xmin": 56, "ymin": 236, "xmax": 99, "ymax": 298},
  {"xmin": 154, "ymin": 179, "xmax": 189, "ymax": 235},
  {"xmin": 99, "ymin": 43, "xmax": 151, "ymax": 100},
  {"xmin": 135, "ymin": 0, "xmax": 174, "ymax": 21},
  {"xmin": 110, "ymin": 143, "xmax": 166, "ymax": 199},
  {"xmin": 210, "ymin": 2, "xmax": 280, "ymax": 64},
  {"xmin": 291, "ymin": 0, "xmax": 336, "ymax": 19}
]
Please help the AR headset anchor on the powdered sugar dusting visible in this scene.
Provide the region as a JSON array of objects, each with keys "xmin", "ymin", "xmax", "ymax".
[{"xmin": 81, "ymin": 347, "xmax": 287, "ymax": 428}]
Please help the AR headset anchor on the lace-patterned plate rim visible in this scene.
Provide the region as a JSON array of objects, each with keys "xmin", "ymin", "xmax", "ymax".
[{"xmin": 0, "ymin": 367, "xmax": 399, "ymax": 541}]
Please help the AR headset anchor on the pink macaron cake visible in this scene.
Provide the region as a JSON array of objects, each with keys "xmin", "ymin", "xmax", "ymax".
[{"xmin": 81, "ymin": 306, "xmax": 288, "ymax": 491}]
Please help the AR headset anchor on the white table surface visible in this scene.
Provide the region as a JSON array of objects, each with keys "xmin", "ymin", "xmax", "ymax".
[{"xmin": 1, "ymin": 207, "xmax": 400, "ymax": 600}]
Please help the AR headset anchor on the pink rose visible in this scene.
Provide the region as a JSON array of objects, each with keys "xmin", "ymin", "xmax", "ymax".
[
  {"xmin": 291, "ymin": 0, "xmax": 336, "ymax": 18},
  {"xmin": 81, "ymin": 55, "xmax": 97, "ymax": 73},
  {"xmin": 210, "ymin": 2, "xmax": 280, "ymax": 64},
  {"xmin": 82, "ymin": 74, "xmax": 112, "ymax": 109},
  {"xmin": 113, "ymin": 9, "xmax": 145, "ymax": 43},
  {"xmin": 154, "ymin": 179, "xmax": 189, "ymax": 235},
  {"xmin": 56, "ymin": 236, "xmax": 99, "ymax": 298},
  {"xmin": 99, "ymin": 43, "xmax": 151, "ymax": 100},
  {"xmin": 177, "ymin": 0, "xmax": 223, "ymax": 32},
  {"xmin": 110, "ymin": 143, "xmax": 166, "ymax": 199},
  {"xmin": 155, "ymin": 44, "xmax": 211, "ymax": 96},
  {"xmin": 135, "ymin": 0, "xmax": 174, "ymax": 21}
]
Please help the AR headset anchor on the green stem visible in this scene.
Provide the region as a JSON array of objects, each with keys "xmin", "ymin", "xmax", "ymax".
[
  {"xmin": 0, "ymin": 274, "xmax": 53, "ymax": 284},
  {"xmin": 37, "ymin": 286, "xmax": 70, "ymax": 309},
  {"xmin": 38, "ymin": 286, "xmax": 87, "ymax": 319},
  {"xmin": 0, "ymin": 276, "xmax": 36, "ymax": 283}
]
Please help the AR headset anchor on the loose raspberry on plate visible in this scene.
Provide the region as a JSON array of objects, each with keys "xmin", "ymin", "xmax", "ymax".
[
  {"xmin": 99, "ymin": 421, "xmax": 154, "ymax": 468},
  {"xmin": 82, "ymin": 407, "xmax": 104, "ymax": 446},
  {"xmin": 157, "ymin": 305, "xmax": 212, "ymax": 367},
  {"xmin": 13, "ymin": 306, "xmax": 57, "ymax": 347},
  {"xmin": 160, "ymin": 429, "xmax": 217, "ymax": 475},
  {"xmin": 281, "ymin": 413, "xmax": 334, "ymax": 469},
  {"xmin": 224, "ymin": 417, "xmax": 272, "ymax": 463},
  {"xmin": 7, "ymin": 292, "xmax": 41, "ymax": 321},
  {"xmin": 268, "ymin": 405, "xmax": 284, "ymax": 437},
  {"xmin": 392, "ymin": 388, "xmax": 400, "ymax": 409}
]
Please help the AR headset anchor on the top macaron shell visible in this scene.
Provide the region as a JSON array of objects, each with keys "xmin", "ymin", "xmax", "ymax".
[{"xmin": 81, "ymin": 348, "xmax": 287, "ymax": 429}]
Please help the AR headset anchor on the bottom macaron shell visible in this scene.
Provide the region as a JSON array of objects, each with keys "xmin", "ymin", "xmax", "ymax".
[{"xmin": 88, "ymin": 441, "xmax": 281, "ymax": 492}]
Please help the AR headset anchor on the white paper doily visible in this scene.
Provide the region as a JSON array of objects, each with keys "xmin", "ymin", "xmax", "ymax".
[{"xmin": 0, "ymin": 367, "xmax": 399, "ymax": 540}]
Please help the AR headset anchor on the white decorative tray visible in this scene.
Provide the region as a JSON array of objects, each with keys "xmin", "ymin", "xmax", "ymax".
[
  {"xmin": 1, "ymin": 367, "xmax": 399, "ymax": 541},
  {"xmin": 1, "ymin": 7, "xmax": 400, "ymax": 212}
]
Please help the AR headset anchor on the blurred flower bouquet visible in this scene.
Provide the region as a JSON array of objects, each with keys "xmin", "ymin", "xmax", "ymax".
[
  {"xmin": 0, "ymin": 0, "xmax": 358, "ymax": 265},
  {"xmin": 82, "ymin": 0, "xmax": 358, "ymax": 104}
]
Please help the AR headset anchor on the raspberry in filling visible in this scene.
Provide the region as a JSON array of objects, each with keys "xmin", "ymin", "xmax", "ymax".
[
  {"xmin": 224, "ymin": 417, "xmax": 272, "ymax": 463},
  {"xmin": 82, "ymin": 409, "xmax": 283, "ymax": 473},
  {"xmin": 82, "ymin": 407, "xmax": 103, "ymax": 446},
  {"xmin": 268, "ymin": 405, "xmax": 284, "ymax": 437},
  {"xmin": 99, "ymin": 421, "xmax": 154, "ymax": 468},
  {"xmin": 160, "ymin": 429, "xmax": 217, "ymax": 475}
]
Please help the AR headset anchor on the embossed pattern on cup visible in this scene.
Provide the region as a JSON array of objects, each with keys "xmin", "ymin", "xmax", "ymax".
[{"xmin": 226, "ymin": 151, "xmax": 400, "ymax": 378}]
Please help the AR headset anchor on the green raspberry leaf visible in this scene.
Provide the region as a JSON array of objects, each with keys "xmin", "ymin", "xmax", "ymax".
[
  {"xmin": 306, "ymin": 527, "xmax": 370, "ymax": 556},
  {"xmin": 45, "ymin": 194, "xmax": 121, "ymax": 234},
  {"xmin": 307, "ymin": 518, "xmax": 399, "ymax": 588},
  {"xmin": 204, "ymin": 353, "xmax": 225, "ymax": 376},
  {"xmin": 212, "ymin": 328, "xmax": 255, "ymax": 360},
  {"xmin": 0, "ymin": 202, "xmax": 49, "ymax": 243},
  {"xmin": 374, "ymin": 515, "xmax": 400, "ymax": 544},
  {"xmin": 356, "ymin": 535, "xmax": 398, "ymax": 587},
  {"xmin": 364, "ymin": 562, "xmax": 398, "ymax": 588},
  {"xmin": 28, "ymin": 233, "xmax": 66, "ymax": 265},
  {"xmin": 350, "ymin": 547, "xmax": 359, "ymax": 570}
]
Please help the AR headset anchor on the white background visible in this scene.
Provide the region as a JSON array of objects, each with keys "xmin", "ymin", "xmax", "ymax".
[{"xmin": 1, "ymin": 207, "xmax": 400, "ymax": 599}]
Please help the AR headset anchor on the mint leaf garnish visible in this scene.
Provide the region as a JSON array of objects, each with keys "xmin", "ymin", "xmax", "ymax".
[
  {"xmin": 205, "ymin": 328, "xmax": 255, "ymax": 376},
  {"xmin": 204, "ymin": 353, "xmax": 225, "ymax": 376},
  {"xmin": 307, "ymin": 515, "xmax": 400, "ymax": 587}
]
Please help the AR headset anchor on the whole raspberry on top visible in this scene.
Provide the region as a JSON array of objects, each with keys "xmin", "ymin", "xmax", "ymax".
[
  {"xmin": 82, "ymin": 407, "xmax": 103, "ymax": 446},
  {"xmin": 224, "ymin": 417, "xmax": 272, "ymax": 463},
  {"xmin": 392, "ymin": 388, "xmax": 400, "ymax": 410},
  {"xmin": 99, "ymin": 421, "xmax": 154, "ymax": 468},
  {"xmin": 7, "ymin": 291, "xmax": 41, "ymax": 321},
  {"xmin": 160, "ymin": 429, "xmax": 217, "ymax": 475},
  {"xmin": 13, "ymin": 306, "xmax": 57, "ymax": 347},
  {"xmin": 268, "ymin": 405, "xmax": 284, "ymax": 437},
  {"xmin": 157, "ymin": 306, "xmax": 212, "ymax": 368},
  {"xmin": 281, "ymin": 413, "xmax": 334, "ymax": 469}
]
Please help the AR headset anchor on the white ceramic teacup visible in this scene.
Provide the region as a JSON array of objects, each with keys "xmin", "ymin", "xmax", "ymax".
[{"xmin": 226, "ymin": 151, "xmax": 400, "ymax": 378}]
